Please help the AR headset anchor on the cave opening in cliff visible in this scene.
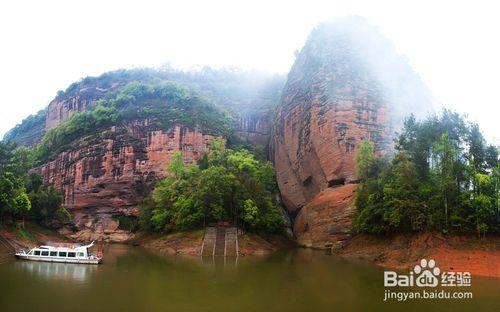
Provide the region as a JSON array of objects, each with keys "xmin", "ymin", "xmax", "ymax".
[{"xmin": 328, "ymin": 178, "xmax": 346, "ymax": 188}]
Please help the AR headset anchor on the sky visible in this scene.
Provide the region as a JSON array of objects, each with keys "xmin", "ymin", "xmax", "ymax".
[{"xmin": 0, "ymin": 0, "xmax": 498, "ymax": 144}]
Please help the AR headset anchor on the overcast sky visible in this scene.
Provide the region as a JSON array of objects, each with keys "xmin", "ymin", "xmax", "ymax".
[{"xmin": 0, "ymin": 0, "xmax": 498, "ymax": 144}]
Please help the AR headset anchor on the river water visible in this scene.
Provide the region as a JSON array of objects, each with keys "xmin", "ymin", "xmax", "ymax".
[{"xmin": 0, "ymin": 244, "xmax": 498, "ymax": 311}]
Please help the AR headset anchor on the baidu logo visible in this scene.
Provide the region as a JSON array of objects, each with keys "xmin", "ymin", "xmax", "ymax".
[
  {"xmin": 384, "ymin": 258, "xmax": 471, "ymax": 288},
  {"xmin": 383, "ymin": 259, "xmax": 473, "ymax": 301}
]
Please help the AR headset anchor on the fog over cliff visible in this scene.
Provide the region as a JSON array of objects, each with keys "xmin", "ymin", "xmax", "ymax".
[
  {"xmin": 1, "ymin": 0, "xmax": 499, "ymax": 144},
  {"xmin": 311, "ymin": 17, "xmax": 434, "ymax": 125}
]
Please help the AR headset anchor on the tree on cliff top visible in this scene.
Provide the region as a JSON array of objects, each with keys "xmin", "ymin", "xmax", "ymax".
[
  {"xmin": 33, "ymin": 81, "xmax": 233, "ymax": 164},
  {"xmin": 6, "ymin": 67, "xmax": 285, "ymax": 148}
]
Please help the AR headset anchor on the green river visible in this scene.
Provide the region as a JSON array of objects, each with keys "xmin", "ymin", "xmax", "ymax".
[{"xmin": 0, "ymin": 245, "xmax": 498, "ymax": 311}]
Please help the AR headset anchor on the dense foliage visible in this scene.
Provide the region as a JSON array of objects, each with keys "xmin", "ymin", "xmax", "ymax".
[
  {"xmin": 140, "ymin": 139, "xmax": 283, "ymax": 234},
  {"xmin": 354, "ymin": 110, "xmax": 499, "ymax": 236},
  {"xmin": 56, "ymin": 67, "xmax": 285, "ymax": 111},
  {"xmin": 0, "ymin": 142, "xmax": 69, "ymax": 226},
  {"xmin": 34, "ymin": 82, "xmax": 232, "ymax": 163},
  {"xmin": 25, "ymin": 173, "xmax": 71, "ymax": 227},
  {"xmin": 0, "ymin": 142, "xmax": 32, "ymax": 223}
]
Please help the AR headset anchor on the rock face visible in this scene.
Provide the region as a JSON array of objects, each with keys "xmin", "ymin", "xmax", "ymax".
[
  {"xmin": 293, "ymin": 184, "xmax": 356, "ymax": 248},
  {"xmin": 273, "ymin": 17, "xmax": 433, "ymax": 247},
  {"xmin": 38, "ymin": 120, "xmax": 216, "ymax": 241},
  {"xmin": 232, "ymin": 109, "xmax": 274, "ymax": 148},
  {"xmin": 46, "ymin": 84, "xmax": 122, "ymax": 130}
]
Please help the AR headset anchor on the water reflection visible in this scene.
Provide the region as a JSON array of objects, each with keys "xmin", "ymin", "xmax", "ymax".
[
  {"xmin": 14, "ymin": 260, "xmax": 97, "ymax": 283},
  {"xmin": 200, "ymin": 256, "xmax": 238, "ymax": 272},
  {"xmin": 1, "ymin": 245, "xmax": 498, "ymax": 312}
]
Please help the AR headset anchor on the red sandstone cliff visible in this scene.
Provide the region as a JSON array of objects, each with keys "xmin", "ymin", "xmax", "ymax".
[
  {"xmin": 38, "ymin": 120, "xmax": 217, "ymax": 241},
  {"xmin": 272, "ymin": 17, "xmax": 433, "ymax": 247},
  {"xmin": 4, "ymin": 21, "xmax": 433, "ymax": 247}
]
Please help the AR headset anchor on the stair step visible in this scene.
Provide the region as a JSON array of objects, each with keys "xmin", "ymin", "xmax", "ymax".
[
  {"xmin": 201, "ymin": 227, "xmax": 217, "ymax": 256},
  {"xmin": 200, "ymin": 226, "xmax": 239, "ymax": 257},
  {"xmin": 214, "ymin": 227, "xmax": 226, "ymax": 256}
]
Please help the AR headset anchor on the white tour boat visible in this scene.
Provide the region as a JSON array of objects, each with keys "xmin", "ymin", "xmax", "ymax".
[{"xmin": 15, "ymin": 241, "xmax": 102, "ymax": 264}]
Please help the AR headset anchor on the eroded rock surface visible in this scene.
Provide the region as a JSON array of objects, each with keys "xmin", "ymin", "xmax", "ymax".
[
  {"xmin": 38, "ymin": 121, "xmax": 217, "ymax": 241},
  {"xmin": 293, "ymin": 184, "xmax": 356, "ymax": 248}
]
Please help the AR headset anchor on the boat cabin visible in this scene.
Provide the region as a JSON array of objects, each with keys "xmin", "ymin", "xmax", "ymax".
[{"xmin": 28, "ymin": 246, "xmax": 89, "ymax": 259}]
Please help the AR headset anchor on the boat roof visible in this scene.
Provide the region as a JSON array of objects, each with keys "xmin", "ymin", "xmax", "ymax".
[{"xmin": 34, "ymin": 241, "xmax": 94, "ymax": 251}]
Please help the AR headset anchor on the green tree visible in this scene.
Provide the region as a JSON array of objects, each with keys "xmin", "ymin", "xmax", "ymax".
[
  {"xmin": 27, "ymin": 176, "xmax": 69, "ymax": 227},
  {"xmin": 469, "ymin": 174, "xmax": 496, "ymax": 236},
  {"xmin": 141, "ymin": 140, "xmax": 284, "ymax": 234},
  {"xmin": 432, "ymin": 133, "xmax": 458, "ymax": 230},
  {"xmin": 382, "ymin": 152, "xmax": 427, "ymax": 231},
  {"xmin": 167, "ymin": 152, "xmax": 186, "ymax": 179},
  {"xmin": 0, "ymin": 142, "xmax": 32, "ymax": 224},
  {"xmin": 355, "ymin": 140, "xmax": 377, "ymax": 180},
  {"xmin": 355, "ymin": 109, "xmax": 499, "ymax": 235}
]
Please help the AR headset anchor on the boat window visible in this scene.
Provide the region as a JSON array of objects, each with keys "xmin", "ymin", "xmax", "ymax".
[
  {"xmin": 34, "ymin": 250, "xmax": 41, "ymax": 256},
  {"xmin": 58, "ymin": 252, "xmax": 67, "ymax": 257},
  {"xmin": 78, "ymin": 252, "xmax": 85, "ymax": 257},
  {"xmin": 50, "ymin": 251, "xmax": 57, "ymax": 256},
  {"xmin": 41, "ymin": 251, "xmax": 49, "ymax": 256},
  {"xmin": 68, "ymin": 252, "xmax": 76, "ymax": 258}
]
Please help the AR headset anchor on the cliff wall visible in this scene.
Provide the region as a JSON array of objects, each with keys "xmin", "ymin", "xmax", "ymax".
[
  {"xmin": 38, "ymin": 121, "xmax": 216, "ymax": 241},
  {"xmin": 232, "ymin": 109, "xmax": 274, "ymax": 148},
  {"xmin": 4, "ymin": 68, "xmax": 284, "ymax": 242},
  {"xmin": 273, "ymin": 17, "xmax": 433, "ymax": 247}
]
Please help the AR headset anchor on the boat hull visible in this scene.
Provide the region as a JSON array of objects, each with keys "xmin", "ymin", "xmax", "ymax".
[{"xmin": 15, "ymin": 254, "xmax": 101, "ymax": 265}]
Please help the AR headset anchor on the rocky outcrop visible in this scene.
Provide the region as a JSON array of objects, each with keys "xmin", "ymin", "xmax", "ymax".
[
  {"xmin": 273, "ymin": 19, "xmax": 390, "ymax": 214},
  {"xmin": 293, "ymin": 184, "xmax": 356, "ymax": 248},
  {"xmin": 44, "ymin": 85, "xmax": 276, "ymax": 153},
  {"xmin": 273, "ymin": 17, "xmax": 433, "ymax": 247},
  {"xmin": 38, "ymin": 120, "xmax": 217, "ymax": 241}
]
